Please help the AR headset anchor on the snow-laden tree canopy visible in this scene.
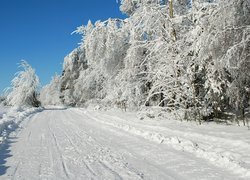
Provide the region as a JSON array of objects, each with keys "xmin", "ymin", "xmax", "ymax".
[
  {"xmin": 41, "ymin": 0, "xmax": 250, "ymax": 122},
  {"xmin": 7, "ymin": 60, "xmax": 40, "ymax": 107},
  {"xmin": 40, "ymin": 75, "xmax": 62, "ymax": 106}
]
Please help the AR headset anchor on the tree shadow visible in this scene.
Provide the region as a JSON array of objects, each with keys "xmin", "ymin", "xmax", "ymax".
[{"xmin": 0, "ymin": 137, "xmax": 17, "ymax": 175}]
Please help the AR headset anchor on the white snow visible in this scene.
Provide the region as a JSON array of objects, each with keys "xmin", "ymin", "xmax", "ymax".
[
  {"xmin": 0, "ymin": 106, "xmax": 43, "ymax": 145},
  {"xmin": 1, "ymin": 1, "xmax": 249, "ymax": 179},
  {"xmin": 0, "ymin": 108, "xmax": 249, "ymax": 179}
]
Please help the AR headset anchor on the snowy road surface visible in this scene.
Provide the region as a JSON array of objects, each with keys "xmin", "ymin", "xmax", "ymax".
[{"xmin": 1, "ymin": 108, "xmax": 249, "ymax": 179}]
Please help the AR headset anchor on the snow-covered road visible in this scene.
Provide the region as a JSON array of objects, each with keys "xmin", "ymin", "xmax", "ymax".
[{"xmin": 1, "ymin": 108, "xmax": 249, "ymax": 179}]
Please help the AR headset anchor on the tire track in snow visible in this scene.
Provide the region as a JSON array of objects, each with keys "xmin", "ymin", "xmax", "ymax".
[
  {"xmin": 64, "ymin": 109, "xmax": 146, "ymax": 179},
  {"xmin": 76, "ymin": 109, "xmax": 250, "ymax": 178},
  {"xmin": 99, "ymin": 161, "xmax": 123, "ymax": 180},
  {"xmin": 62, "ymin": 111, "xmax": 130, "ymax": 179},
  {"xmin": 67, "ymin": 109, "xmax": 215, "ymax": 179},
  {"xmin": 11, "ymin": 161, "xmax": 20, "ymax": 180},
  {"xmin": 3, "ymin": 108, "xmax": 244, "ymax": 179},
  {"xmin": 56, "ymin": 113, "xmax": 98, "ymax": 177},
  {"xmin": 25, "ymin": 131, "xmax": 32, "ymax": 146},
  {"xmin": 101, "ymin": 112, "xmax": 250, "ymax": 150},
  {"xmin": 48, "ymin": 116, "xmax": 71, "ymax": 179}
]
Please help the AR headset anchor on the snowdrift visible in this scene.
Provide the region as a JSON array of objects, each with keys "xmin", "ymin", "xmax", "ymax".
[{"xmin": 0, "ymin": 107, "xmax": 43, "ymax": 144}]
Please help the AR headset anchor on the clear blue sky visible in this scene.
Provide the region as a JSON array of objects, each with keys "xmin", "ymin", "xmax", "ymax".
[{"xmin": 0, "ymin": 0, "xmax": 125, "ymax": 95}]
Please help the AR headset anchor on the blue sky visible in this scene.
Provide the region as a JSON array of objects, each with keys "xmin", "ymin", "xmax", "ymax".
[{"xmin": 0, "ymin": 0, "xmax": 125, "ymax": 95}]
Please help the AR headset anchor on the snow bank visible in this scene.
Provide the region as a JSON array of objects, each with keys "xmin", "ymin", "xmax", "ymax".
[
  {"xmin": 75, "ymin": 108, "xmax": 250, "ymax": 178},
  {"xmin": 0, "ymin": 107, "xmax": 43, "ymax": 143}
]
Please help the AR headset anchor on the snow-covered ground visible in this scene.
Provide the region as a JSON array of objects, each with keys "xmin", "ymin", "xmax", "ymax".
[
  {"xmin": 0, "ymin": 108, "xmax": 249, "ymax": 179},
  {"xmin": 0, "ymin": 106, "xmax": 42, "ymax": 144}
]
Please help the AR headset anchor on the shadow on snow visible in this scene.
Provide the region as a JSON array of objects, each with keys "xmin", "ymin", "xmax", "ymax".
[{"xmin": 0, "ymin": 137, "xmax": 17, "ymax": 175}]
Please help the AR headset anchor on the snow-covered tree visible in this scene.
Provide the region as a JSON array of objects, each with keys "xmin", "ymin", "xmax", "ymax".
[
  {"xmin": 120, "ymin": 0, "xmax": 161, "ymax": 15},
  {"xmin": 42, "ymin": 0, "xmax": 249, "ymax": 124},
  {"xmin": 60, "ymin": 47, "xmax": 87, "ymax": 106},
  {"xmin": 114, "ymin": 2, "xmax": 170, "ymax": 109},
  {"xmin": 186, "ymin": 0, "xmax": 250, "ymax": 120},
  {"xmin": 0, "ymin": 96, "xmax": 6, "ymax": 105},
  {"xmin": 40, "ymin": 75, "xmax": 62, "ymax": 106},
  {"xmin": 6, "ymin": 60, "xmax": 40, "ymax": 107},
  {"xmin": 71, "ymin": 18, "xmax": 129, "ymax": 105}
]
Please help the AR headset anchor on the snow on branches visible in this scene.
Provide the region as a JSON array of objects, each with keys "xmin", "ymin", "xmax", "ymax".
[
  {"xmin": 41, "ymin": 0, "xmax": 250, "ymax": 123},
  {"xmin": 6, "ymin": 60, "xmax": 40, "ymax": 107}
]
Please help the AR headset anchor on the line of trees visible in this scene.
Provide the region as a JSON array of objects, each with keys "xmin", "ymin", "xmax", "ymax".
[{"xmin": 4, "ymin": 0, "xmax": 250, "ymax": 124}]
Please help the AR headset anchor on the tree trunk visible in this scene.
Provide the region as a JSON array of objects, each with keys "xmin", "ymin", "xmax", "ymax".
[{"xmin": 169, "ymin": 0, "xmax": 174, "ymax": 18}]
